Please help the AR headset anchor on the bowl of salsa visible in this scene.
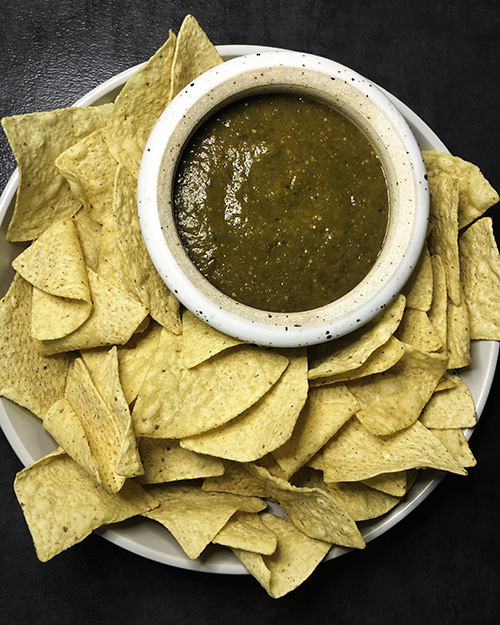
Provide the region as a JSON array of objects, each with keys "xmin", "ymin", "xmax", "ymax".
[{"xmin": 138, "ymin": 50, "xmax": 429, "ymax": 347}]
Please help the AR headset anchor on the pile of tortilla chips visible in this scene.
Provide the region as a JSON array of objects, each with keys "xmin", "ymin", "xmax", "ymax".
[{"xmin": 1, "ymin": 15, "xmax": 500, "ymax": 599}]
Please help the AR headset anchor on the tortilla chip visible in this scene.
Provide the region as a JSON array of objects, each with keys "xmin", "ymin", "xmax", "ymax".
[
  {"xmin": 293, "ymin": 468, "xmax": 401, "ymax": 522},
  {"xmin": 182, "ymin": 309, "xmax": 243, "ymax": 368},
  {"xmin": 428, "ymin": 254, "xmax": 448, "ymax": 351},
  {"xmin": 55, "ymin": 129, "xmax": 117, "ymax": 224},
  {"xmin": 97, "ymin": 213, "xmax": 138, "ymax": 298},
  {"xmin": 213, "ymin": 511, "xmax": 278, "ymax": 555},
  {"xmin": 144, "ymin": 483, "xmax": 265, "ymax": 559},
  {"xmin": 423, "ymin": 151, "xmax": 499, "ymax": 229},
  {"xmin": 320, "ymin": 417, "xmax": 467, "ymax": 482},
  {"xmin": 0, "ymin": 274, "xmax": 69, "ymax": 418},
  {"xmin": 430, "ymin": 429, "xmax": 476, "ymax": 468},
  {"xmin": 168, "ymin": 15, "xmax": 224, "ymax": 100},
  {"xmin": 14, "ymin": 449, "xmax": 157, "ymax": 561},
  {"xmin": 347, "ymin": 344, "xmax": 448, "ymax": 435},
  {"xmin": 112, "ymin": 164, "xmax": 181, "ymax": 334},
  {"xmin": 137, "ymin": 438, "xmax": 224, "ymax": 483},
  {"xmin": 395, "ymin": 308, "xmax": 443, "ymax": 352},
  {"xmin": 132, "ymin": 329, "xmax": 289, "ymax": 438},
  {"xmin": 72, "ymin": 208, "xmax": 102, "ymax": 272},
  {"xmin": 272, "ymin": 384, "xmax": 360, "ymax": 479},
  {"xmin": 361, "ymin": 471, "xmax": 408, "ymax": 497},
  {"xmin": 37, "ymin": 269, "xmax": 148, "ymax": 355},
  {"xmin": 427, "ymin": 175, "xmax": 461, "ymax": 305},
  {"xmin": 179, "ymin": 349, "xmax": 308, "ymax": 462},
  {"xmin": 234, "ymin": 513, "xmax": 331, "ymax": 599},
  {"xmin": 308, "ymin": 294, "xmax": 406, "ymax": 379},
  {"xmin": 401, "ymin": 244, "xmax": 433, "ymax": 311},
  {"xmin": 2, "ymin": 103, "xmax": 112, "ymax": 241},
  {"xmin": 42, "ymin": 398, "xmax": 101, "ymax": 483},
  {"xmin": 420, "ymin": 373, "xmax": 476, "ymax": 429},
  {"xmin": 459, "ymin": 217, "xmax": 500, "ymax": 339}
]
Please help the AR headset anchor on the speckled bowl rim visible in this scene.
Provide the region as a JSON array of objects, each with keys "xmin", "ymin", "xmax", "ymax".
[{"xmin": 138, "ymin": 50, "xmax": 429, "ymax": 347}]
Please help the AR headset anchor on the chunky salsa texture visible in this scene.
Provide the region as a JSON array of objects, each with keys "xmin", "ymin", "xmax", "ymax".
[{"xmin": 174, "ymin": 93, "xmax": 389, "ymax": 312}]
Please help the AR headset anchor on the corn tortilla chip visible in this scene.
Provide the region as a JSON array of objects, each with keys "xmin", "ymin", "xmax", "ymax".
[
  {"xmin": 459, "ymin": 217, "xmax": 500, "ymax": 340},
  {"xmin": 420, "ymin": 373, "xmax": 476, "ymax": 429},
  {"xmin": 430, "ymin": 428, "xmax": 476, "ymax": 468},
  {"xmin": 37, "ymin": 269, "xmax": 148, "ymax": 355},
  {"xmin": 144, "ymin": 483, "xmax": 265, "ymax": 559},
  {"xmin": 321, "ymin": 417, "xmax": 467, "ymax": 482},
  {"xmin": 14, "ymin": 449, "xmax": 157, "ymax": 562},
  {"xmin": 105, "ymin": 31, "xmax": 177, "ymax": 177},
  {"xmin": 72, "ymin": 208, "xmax": 102, "ymax": 272},
  {"xmin": 395, "ymin": 308, "xmax": 443, "ymax": 353},
  {"xmin": 182, "ymin": 309, "xmax": 243, "ymax": 368},
  {"xmin": 132, "ymin": 329, "xmax": 288, "ymax": 438},
  {"xmin": 137, "ymin": 438, "xmax": 224, "ymax": 484},
  {"xmin": 272, "ymin": 384, "xmax": 359, "ymax": 479},
  {"xmin": 213, "ymin": 511, "xmax": 278, "ymax": 555},
  {"xmin": 447, "ymin": 290, "xmax": 471, "ymax": 369},
  {"xmin": 179, "ymin": 349, "xmax": 308, "ymax": 462},
  {"xmin": 428, "ymin": 254, "xmax": 448, "ymax": 351},
  {"xmin": 234, "ymin": 513, "xmax": 332, "ymax": 599},
  {"xmin": 113, "ymin": 164, "xmax": 181, "ymax": 334},
  {"xmin": 308, "ymin": 294, "xmax": 406, "ymax": 379},
  {"xmin": 423, "ymin": 151, "xmax": 499, "ymax": 229},
  {"xmin": 168, "ymin": 15, "xmax": 224, "ymax": 100},
  {"xmin": 401, "ymin": 244, "xmax": 433, "ymax": 311},
  {"xmin": 97, "ymin": 213, "xmax": 138, "ymax": 298},
  {"xmin": 2, "ymin": 103, "xmax": 112, "ymax": 241},
  {"xmin": 0, "ymin": 274, "xmax": 69, "ymax": 418},
  {"xmin": 55, "ymin": 129, "xmax": 118, "ymax": 224},
  {"xmin": 361, "ymin": 471, "xmax": 408, "ymax": 497}
]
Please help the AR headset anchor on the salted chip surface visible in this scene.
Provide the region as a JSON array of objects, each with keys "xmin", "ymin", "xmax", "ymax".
[
  {"xmin": 420, "ymin": 373, "xmax": 476, "ymax": 429},
  {"xmin": 402, "ymin": 244, "xmax": 433, "ymax": 311},
  {"xmin": 447, "ymin": 291, "xmax": 471, "ymax": 369},
  {"xmin": 234, "ymin": 513, "xmax": 332, "ymax": 599},
  {"xmin": 182, "ymin": 309, "xmax": 243, "ymax": 368},
  {"xmin": 73, "ymin": 208, "xmax": 102, "ymax": 272},
  {"xmin": 132, "ymin": 329, "xmax": 288, "ymax": 438},
  {"xmin": 179, "ymin": 349, "xmax": 308, "ymax": 462},
  {"xmin": 105, "ymin": 31, "xmax": 176, "ymax": 177},
  {"xmin": 55, "ymin": 129, "xmax": 118, "ymax": 224},
  {"xmin": 2, "ymin": 103, "xmax": 112, "ymax": 241},
  {"xmin": 168, "ymin": 14, "xmax": 224, "ymax": 100},
  {"xmin": 137, "ymin": 438, "xmax": 224, "ymax": 484},
  {"xmin": 43, "ymin": 398, "xmax": 101, "ymax": 483},
  {"xmin": 14, "ymin": 450, "xmax": 157, "ymax": 562},
  {"xmin": 37, "ymin": 269, "xmax": 148, "ymax": 355},
  {"xmin": 97, "ymin": 213, "xmax": 137, "ymax": 298},
  {"xmin": 213, "ymin": 511, "xmax": 278, "ymax": 555},
  {"xmin": 144, "ymin": 483, "xmax": 265, "ymax": 559},
  {"xmin": 347, "ymin": 344, "xmax": 448, "ymax": 435},
  {"xmin": 308, "ymin": 294, "xmax": 406, "ymax": 379},
  {"xmin": 427, "ymin": 175, "xmax": 461, "ymax": 305},
  {"xmin": 428, "ymin": 254, "xmax": 448, "ymax": 350},
  {"xmin": 320, "ymin": 417, "xmax": 467, "ymax": 482},
  {"xmin": 459, "ymin": 217, "xmax": 500, "ymax": 339},
  {"xmin": 361, "ymin": 471, "xmax": 408, "ymax": 497},
  {"xmin": 272, "ymin": 384, "xmax": 360, "ymax": 479},
  {"xmin": 395, "ymin": 308, "xmax": 443, "ymax": 353},
  {"xmin": 113, "ymin": 165, "xmax": 181, "ymax": 333},
  {"xmin": 0, "ymin": 274, "xmax": 69, "ymax": 418},
  {"xmin": 423, "ymin": 151, "xmax": 499, "ymax": 229},
  {"xmin": 430, "ymin": 429, "xmax": 476, "ymax": 468}
]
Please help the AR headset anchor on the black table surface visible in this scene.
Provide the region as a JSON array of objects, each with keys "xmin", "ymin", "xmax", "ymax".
[{"xmin": 1, "ymin": 2, "xmax": 499, "ymax": 623}]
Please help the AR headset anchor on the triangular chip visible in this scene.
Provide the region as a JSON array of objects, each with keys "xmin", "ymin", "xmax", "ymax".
[
  {"xmin": 168, "ymin": 15, "xmax": 224, "ymax": 100},
  {"xmin": 361, "ymin": 471, "xmax": 409, "ymax": 497},
  {"xmin": 430, "ymin": 428, "xmax": 476, "ymax": 468},
  {"xmin": 428, "ymin": 254, "xmax": 448, "ymax": 351},
  {"xmin": 459, "ymin": 217, "xmax": 500, "ymax": 339},
  {"xmin": 420, "ymin": 373, "xmax": 476, "ymax": 429},
  {"xmin": 14, "ymin": 450, "xmax": 157, "ymax": 561},
  {"xmin": 72, "ymin": 208, "xmax": 102, "ymax": 272},
  {"xmin": 2, "ymin": 103, "xmax": 112, "ymax": 241},
  {"xmin": 447, "ymin": 290, "xmax": 471, "ymax": 369},
  {"xmin": 97, "ymin": 213, "xmax": 138, "ymax": 298},
  {"xmin": 213, "ymin": 511, "xmax": 278, "ymax": 555},
  {"xmin": 182, "ymin": 309, "xmax": 243, "ymax": 368},
  {"xmin": 395, "ymin": 308, "xmax": 443, "ymax": 352},
  {"xmin": 105, "ymin": 31, "xmax": 177, "ymax": 177},
  {"xmin": 143, "ymin": 483, "xmax": 265, "ymax": 559},
  {"xmin": 401, "ymin": 244, "xmax": 433, "ymax": 311},
  {"xmin": 180, "ymin": 349, "xmax": 308, "ymax": 462},
  {"xmin": 112, "ymin": 164, "xmax": 181, "ymax": 333},
  {"xmin": 55, "ymin": 129, "xmax": 118, "ymax": 224},
  {"xmin": 423, "ymin": 151, "xmax": 499, "ymax": 229},
  {"xmin": 132, "ymin": 329, "xmax": 288, "ymax": 438},
  {"xmin": 0, "ymin": 274, "xmax": 69, "ymax": 418}
]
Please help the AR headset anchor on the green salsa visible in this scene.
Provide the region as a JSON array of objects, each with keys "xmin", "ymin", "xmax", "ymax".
[{"xmin": 174, "ymin": 93, "xmax": 389, "ymax": 312}]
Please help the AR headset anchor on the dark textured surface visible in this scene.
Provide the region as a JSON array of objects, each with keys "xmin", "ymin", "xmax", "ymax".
[{"xmin": 1, "ymin": 1, "xmax": 499, "ymax": 623}]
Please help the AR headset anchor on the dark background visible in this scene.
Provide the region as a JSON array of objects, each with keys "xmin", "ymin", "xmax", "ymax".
[{"xmin": 1, "ymin": 1, "xmax": 499, "ymax": 623}]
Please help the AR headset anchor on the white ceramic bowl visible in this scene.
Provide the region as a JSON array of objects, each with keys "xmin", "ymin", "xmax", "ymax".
[{"xmin": 138, "ymin": 50, "xmax": 429, "ymax": 347}]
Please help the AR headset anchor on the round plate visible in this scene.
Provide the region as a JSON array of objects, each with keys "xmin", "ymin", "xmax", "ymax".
[{"xmin": 0, "ymin": 45, "xmax": 497, "ymax": 575}]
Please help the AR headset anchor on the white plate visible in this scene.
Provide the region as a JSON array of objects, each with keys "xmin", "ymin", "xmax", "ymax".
[{"xmin": 0, "ymin": 45, "xmax": 497, "ymax": 575}]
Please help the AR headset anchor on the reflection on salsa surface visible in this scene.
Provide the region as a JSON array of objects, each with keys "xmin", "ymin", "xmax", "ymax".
[{"xmin": 174, "ymin": 93, "xmax": 389, "ymax": 312}]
